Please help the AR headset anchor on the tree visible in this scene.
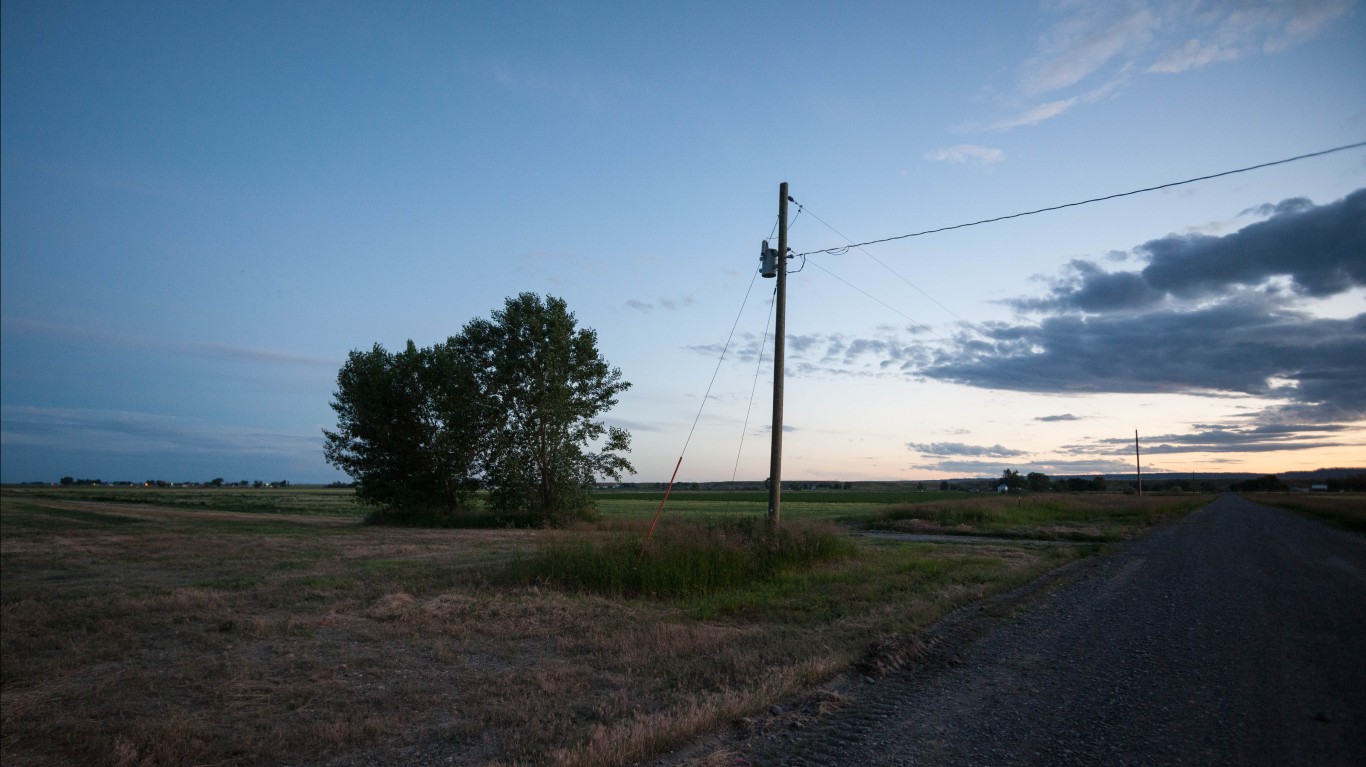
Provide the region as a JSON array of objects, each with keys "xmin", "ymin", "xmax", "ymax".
[
  {"xmin": 1026, "ymin": 472, "xmax": 1050, "ymax": 492},
  {"xmin": 1001, "ymin": 469, "xmax": 1025, "ymax": 491},
  {"xmin": 460, "ymin": 293, "xmax": 633, "ymax": 524},
  {"xmin": 1231, "ymin": 475, "xmax": 1288, "ymax": 492},
  {"xmin": 323, "ymin": 293, "xmax": 633, "ymax": 526},
  {"xmin": 323, "ymin": 340, "xmax": 487, "ymax": 517}
]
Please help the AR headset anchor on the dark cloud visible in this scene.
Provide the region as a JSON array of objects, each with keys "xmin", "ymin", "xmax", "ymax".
[
  {"xmin": 1036, "ymin": 413, "xmax": 1081, "ymax": 422},
  {"xmin": 907, "ymin": 442, "xmax": 1029, "ymax": 458},
  {"xmin": 1012, "ymin": 259, "xmax": 1165, "ymax": 313},
  {"xmin": 1069, "ymin": 422, "xmax": 1361, "ymax": 456},
  {"xmin": 908, "ymin": 457, "xmax": 1132, "ymax": 476},
  {"xmin": 929, "ymin": 301, "xmax": 1366, "ymax": 421},
  {"xmin": 922, "ymin": 190, "xmax": 1366, "ymax": 425},
  {"xmin": 1011, "ymin": 189, "xmax": 1365, "ymax": 314},
  {"xmin": 1140, "ymin": 188, "xmax": 1366, "ymax": 299}
]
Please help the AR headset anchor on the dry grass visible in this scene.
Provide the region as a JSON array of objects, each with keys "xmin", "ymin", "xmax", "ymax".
[
  {"xmin": 1248, "ymin": 492, "xmax": 1366, "ymax": 532},
  {"xmin": 1, "ymin": 487, "xmax": 1091, "ymax": 766},
  {"xmin": 870, "ymin": 492, "xmax": 1211, "ymax": 541}
]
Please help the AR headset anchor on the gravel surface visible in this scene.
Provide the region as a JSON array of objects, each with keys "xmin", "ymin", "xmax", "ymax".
[{"xmin": 666, "ymin": 494, "xmax": 1366, "ymax": 766}]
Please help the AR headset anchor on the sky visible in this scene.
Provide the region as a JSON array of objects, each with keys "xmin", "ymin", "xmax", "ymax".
[{"xmin": 3, "ymin": 0, "xmax": 1364, "ymax": 485}]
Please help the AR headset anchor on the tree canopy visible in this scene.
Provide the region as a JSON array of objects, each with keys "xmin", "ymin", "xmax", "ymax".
[{"xmin": 323, "ymin": 294, "xmax": 633, "ymax": 525}]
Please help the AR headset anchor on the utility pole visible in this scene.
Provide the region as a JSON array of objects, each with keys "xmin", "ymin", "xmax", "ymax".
[
  {"xmin": 768, "ymin": 182, "xmax": 789, "ymax": 523},
  {"xmin": 1135, "ymin": 430, "xmax": 1143, "ymax": 496}
]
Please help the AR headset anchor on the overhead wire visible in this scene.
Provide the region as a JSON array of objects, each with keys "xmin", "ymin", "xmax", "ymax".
[
  {"xmin": 795, "ymin": 202, "xmax": 1069, "ymax": 390},
  {"xmin": 794, "ymin": 140, "xmax": 1366, "ymax": 258},
  {"xmin": 785, "ymin": 140, "xmax": 1366, "ymax": 390},
  {"xmin": 641, "ymin": 265, "xmax": 763, "ymax": 555},
  {"xmin": 645, "ymin": 140, "xmax": 1364, "ymax": 514},
  {"xmin": 731, "ymin": 288, "xmax": 777, "ymax": 482}
]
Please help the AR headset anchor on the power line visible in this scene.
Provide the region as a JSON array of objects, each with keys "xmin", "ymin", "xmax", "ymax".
[
  {"xmin": 732, "ymin": 287, "xmax": 777, "ymax": 482},
  {"xmin": 796, "ymin": 202, "xmax": 975, "ymax": 328},
  {"xmin": 795, "ymin": 141, "xmax": 1366, "ymax": 257}
]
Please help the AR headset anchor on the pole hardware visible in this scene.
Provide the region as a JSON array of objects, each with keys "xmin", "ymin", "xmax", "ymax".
[{"xmin": 759, "ymin": 241, "xmax": 779, "ymax": 278}]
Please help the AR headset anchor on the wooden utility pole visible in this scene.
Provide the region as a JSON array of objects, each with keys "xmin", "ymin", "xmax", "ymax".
[
  {"xmin": 1135, "ymin": 430, "xmax": 1143, "ymax": 496},
  {"xmin": 768, "ymin": 182, "xmax": 789, "ymax": 522}
]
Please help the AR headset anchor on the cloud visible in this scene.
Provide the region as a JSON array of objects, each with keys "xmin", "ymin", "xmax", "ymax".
[
  {"xmin": 686, "ymin": 329, "xmax": 931, "ymax": 375},
  {"xmin": 907, "ymin": 457, "xmax": 1133, "ymax": 476},
  {"xmin": 1066, "ymin": 422, "xmax": 1361, "ymax": 456},
  {"xmin": 906, "ymin": 442, "xmax": 1030, "ymax": 458},
  {"xmin": 1011, "ymin": 259, "xmax": 1166, "ymax": 313},
  {"xmin": 3, "ymin": 318, "xmax": 337, "ymax": 368},
  {"xmin": 627, "ymin": 295, "xmax": 697, "ymax": 313},
  {"xmin": 1139, "ymin": 189, "xmax": 1366, "ymax": 299},
  {"xmin": 1011, "ymin": 190, "xmax": 1365, "ymax": 315},
  {"xmin": 983, "ymin": 0, "xmax": 1351, "ymax": 129},
  {"xmin": 926, "ymin": 144, "xmax": 1005, "ymax": 165},
  {"xmin": 1147, "ymin": 38, "xmax": 1237, "ymax": 73},
  {"xmin": 1036, "ymin": 413, "xmax": 1081, "ymax": 422},
  {"xmin": 0, "ymin": 406, "xmax": 319, "ymax": 458},
  {"xmin": 922, "ymin": 190, "xmax": 1366, "ymax": 425},
  {"xmin": 1018, "ymin": 2, "xmax": 1156, "ymax": 96},
  {"xmin": 659, "ymin": 296, "xmax": 697, "ymax": 311},
  {"xmin": 988, "ymin": 96, "xmax": 1082, "ymax": 130}
]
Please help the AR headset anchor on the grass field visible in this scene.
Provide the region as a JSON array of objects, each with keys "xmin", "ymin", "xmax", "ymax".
[
  {"xmin": 1244, "ymin": 492, "xmax": 1366, "ymax": 533},
  {"xmin": 867, "ymin": 493, "xmax": 1207, "ymax": 542},
  {"xmin": 0, "ymin": 486, "xmax": 1206, "ymax": 766}
]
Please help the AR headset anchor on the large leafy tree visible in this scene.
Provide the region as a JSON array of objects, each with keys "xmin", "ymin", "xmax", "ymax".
[
  {"xmin": 323, "ymin": 340, "xmax": 486, "ymax": 518},
  {"xmin": 323, "ymin": 293, "xmax": 633, "ymax": 525},
  {"xmin": 460, "ymin": 293, "xmax": 634, "ymax": 523}
]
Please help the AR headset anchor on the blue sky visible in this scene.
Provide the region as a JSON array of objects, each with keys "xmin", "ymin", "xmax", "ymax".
[{"xmin": 3, "ymin": 0, "xmax": 1364, "ymax": 484}]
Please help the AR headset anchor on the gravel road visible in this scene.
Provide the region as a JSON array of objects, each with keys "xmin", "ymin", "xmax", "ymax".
[{"xmin": 681, "ymin": 494, "xmax": 1366, "ymax": 766}]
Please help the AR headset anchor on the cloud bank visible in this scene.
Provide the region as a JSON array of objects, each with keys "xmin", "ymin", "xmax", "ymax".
[{"xmin": 926, "ymin": 189, "xmax": 1366, "ymax": 427}]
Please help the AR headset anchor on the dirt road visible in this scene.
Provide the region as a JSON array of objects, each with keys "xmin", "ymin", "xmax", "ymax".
[{"xmin": 699, "ymin": 494, "xmax": 1366, "ymax": 766}]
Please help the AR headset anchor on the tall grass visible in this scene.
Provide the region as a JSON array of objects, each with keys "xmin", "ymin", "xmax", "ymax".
[
  {"xmin": 510, "ymin": 518, "xmax": 855, "ymax": 598},
  {"xmin": 870, "ymin": 493, "xmax": 1208, "ymax": 541}
]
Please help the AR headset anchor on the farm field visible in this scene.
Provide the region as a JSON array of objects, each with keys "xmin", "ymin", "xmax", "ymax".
[
  {"xmin": 1, "ymin": 486, "xmax": 1207, "ymax": 766},
  {"xmin": 1243, "ymin": 491, "xmax": 1366, "ymax": 533}
]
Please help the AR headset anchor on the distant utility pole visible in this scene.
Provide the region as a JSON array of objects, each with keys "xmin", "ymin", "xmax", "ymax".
[
  {"xmin": 1135, "ymin": 430, "xmax": 1143, "ymax": 496},
  {"xmin": 766, "ymin": 182, "xmax": 789, "ymax": 523}
]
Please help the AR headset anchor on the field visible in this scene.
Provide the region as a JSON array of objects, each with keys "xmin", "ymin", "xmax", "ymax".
[
  {"xmin": 1, "ymin": 486, "xmax": 1207, "ymax": 766},
  {"xmin": 1243, "ymin": 492, "xmax": 1366, "ymax": 532}
]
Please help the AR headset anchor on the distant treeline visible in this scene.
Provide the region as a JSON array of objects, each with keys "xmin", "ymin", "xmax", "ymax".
[
  {"xmin": 1231, "ymin": 473, "xmax": 1366, "ymax": 492},
  {"xmin": 46, "ymin": 477, "xmax": 310, "ymax": 489}
]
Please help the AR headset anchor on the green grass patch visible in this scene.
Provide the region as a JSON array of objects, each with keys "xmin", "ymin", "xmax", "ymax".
[
  {"xmin": 2, "ymin": 504, "xmax": 150, "ymax": 529},
  {"xmin": 510, "ymin": 518, "xmax": 855, "ymax": 598},
  {"xmin": 9, "ymin": 485, "xmax": 365, "ymax": 517}
]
